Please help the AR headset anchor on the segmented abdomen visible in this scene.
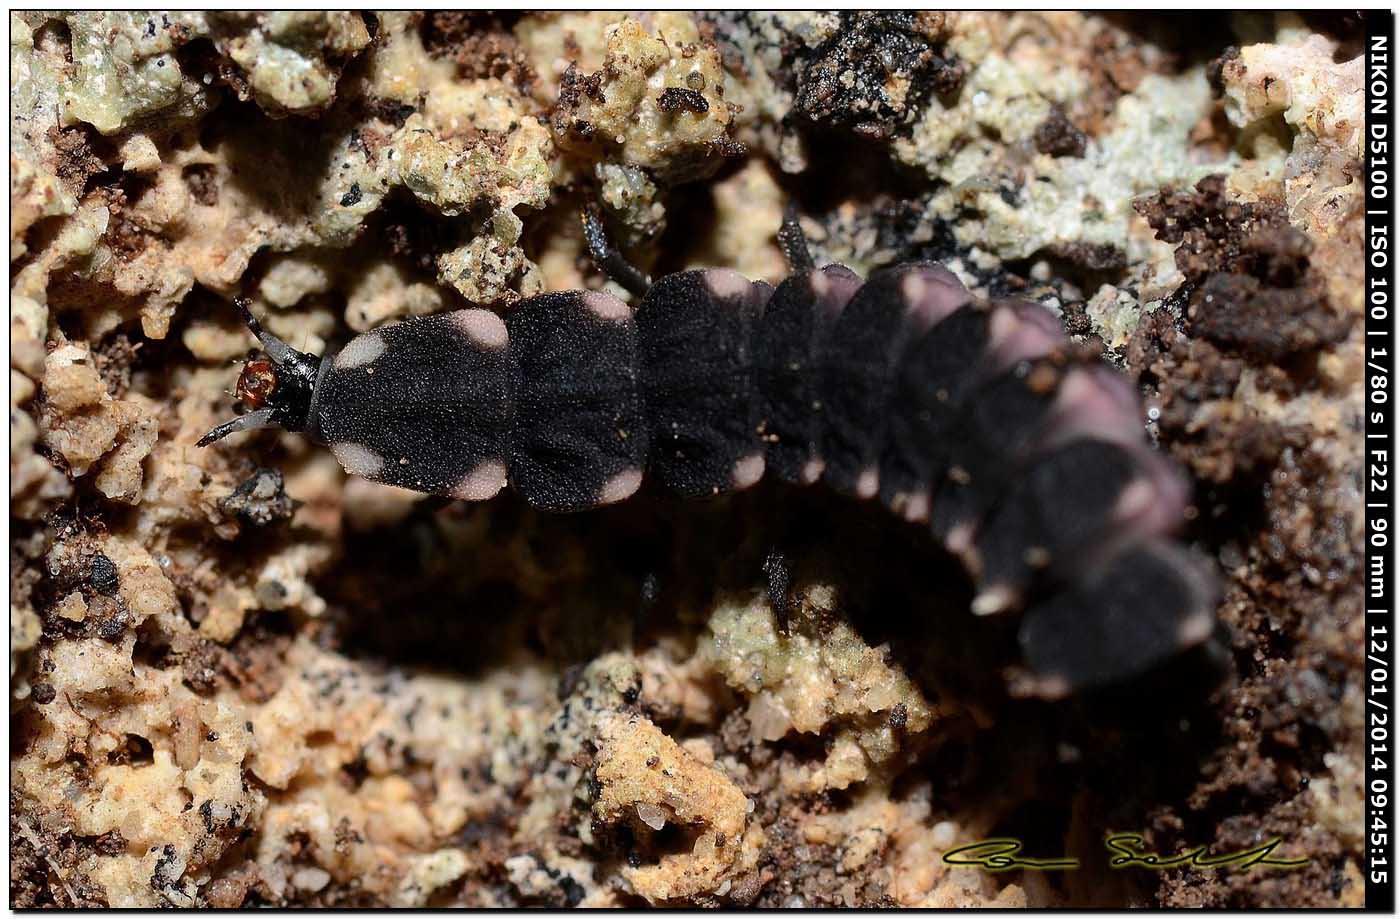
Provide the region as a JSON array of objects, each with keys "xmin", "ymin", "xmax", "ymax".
[{"xmin": 309, "ymin": 263, "xmax": 1215, "ymax": 695}]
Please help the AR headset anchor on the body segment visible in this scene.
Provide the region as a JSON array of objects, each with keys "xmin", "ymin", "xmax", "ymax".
[
  {"xmin": 309, "ymin": 308, "xmax": 512, "ymax": 498},
  {"xmin": 507, "ymin": 290, "xmax": 648, "ymax": 512}
]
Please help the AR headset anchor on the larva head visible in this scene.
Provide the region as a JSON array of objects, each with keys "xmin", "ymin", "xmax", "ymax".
[
  {"xmin": 235, "ymin": 358, "xmax": 278, "ymax": 410},
  {"xmin": 198, "ymin": 298, "xmax": 323, "ymax": 447}
]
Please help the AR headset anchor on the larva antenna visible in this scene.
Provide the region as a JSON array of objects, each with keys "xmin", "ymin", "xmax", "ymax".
[
  {"xmin": 196, "ymin": 409, "xmax": 278, "ymax": 447},
  {"xmin": 233, "ymin": 296, "xmax": 293, "ymax": 364}
]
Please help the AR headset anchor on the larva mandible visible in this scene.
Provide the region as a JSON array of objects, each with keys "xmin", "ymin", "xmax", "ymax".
[{"xmin": 200, "ymin": 209, "xmax": 1219, "ymax": 700}]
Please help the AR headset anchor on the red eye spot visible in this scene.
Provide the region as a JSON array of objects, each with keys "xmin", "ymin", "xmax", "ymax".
[{"xmin": 236, "ymin": 359, "xmax": 278, "ymax": 409}]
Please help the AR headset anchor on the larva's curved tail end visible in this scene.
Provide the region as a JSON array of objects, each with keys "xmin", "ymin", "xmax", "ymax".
[{"xmin": 1012, "ymin": 541, "xmax": 1223, "ymax": 700}]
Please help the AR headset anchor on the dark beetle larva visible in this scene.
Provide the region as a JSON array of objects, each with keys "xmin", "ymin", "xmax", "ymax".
[{"xmin": 200, "ymin": 212, "xmax": 1218, "ymax": 699}]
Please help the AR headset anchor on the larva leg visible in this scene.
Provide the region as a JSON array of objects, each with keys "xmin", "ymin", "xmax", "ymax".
[
  {"xmin": 581, "ymin": 204, "xmax": 652, "ymax": 299},
  {"xmin": 762, "ymin": 547, "xmax": 792, "ymax": 635},
  {"xmin": 777, "ymin": 203, "xmax": 815, "ymax": 273},
  {"xmin": 634, "ymin": 571, "xmax": 663, "ymax": 639}
]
